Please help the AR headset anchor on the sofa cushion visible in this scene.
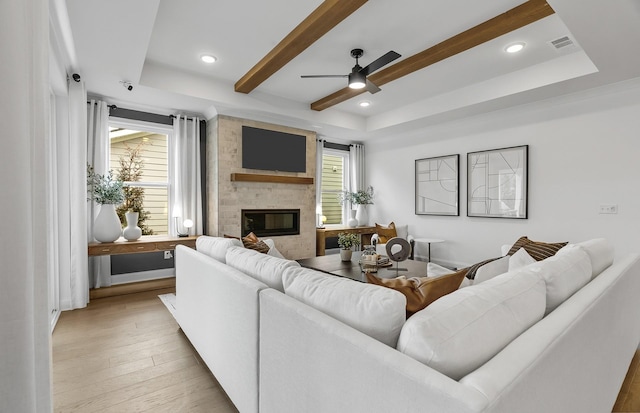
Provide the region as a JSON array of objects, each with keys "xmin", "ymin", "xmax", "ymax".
[
  {"xmin": 575, "ymin": 238, "xmax": 614, "ymax": 279},
  {"xmin": 396, "ymin": 268, "xmax": 546, "ymax": 380},
  {"xmin": 536, "ymin": 245, "xmax": 592, "ymax": 315},
  {"xmin": 282, "ymin": 266, "xmax": 406, "ymax": 347},
  {"xmin": 507, "ymin": 236, "xmax": 568, "ymax": 261},
  {"xmin": 225, "ymin": 246, "xmax": 299, "ymax": 292},
  {"xmin": 196, "ymin": 236, "xmax": 243, "ymax": 263},
  {"xmin": 365, "ymin": 269, "xmax": 466, "ymax": 317},
  {"xmin": 395, "ymin": 224, "xmax": 409, "ymax": 240}
]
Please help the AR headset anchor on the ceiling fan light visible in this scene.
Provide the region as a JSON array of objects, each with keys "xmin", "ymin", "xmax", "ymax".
[{"xmin": 348, "ymin": 72, "xmax": 366, "ymax": 89}]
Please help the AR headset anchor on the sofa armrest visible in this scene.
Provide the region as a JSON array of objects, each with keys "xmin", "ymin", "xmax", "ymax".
[{"xmin": 175, "ymin": 245, "xmax": 266, "ymax": 413}]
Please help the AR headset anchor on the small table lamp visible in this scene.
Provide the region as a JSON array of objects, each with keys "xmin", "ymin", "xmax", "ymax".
[{"xmin": 176, "ymin": 217, "xmax": 194, "ymax": 237}]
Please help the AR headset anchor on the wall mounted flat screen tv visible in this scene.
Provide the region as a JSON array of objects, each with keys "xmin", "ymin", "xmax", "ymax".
[{"xmin": 242, "ymin": 126, "xmax": 306, "ymax": 173}]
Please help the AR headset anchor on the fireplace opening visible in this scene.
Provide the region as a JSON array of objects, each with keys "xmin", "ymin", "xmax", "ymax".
[{"xmin": 242, "ymin": 209, "xmax": 300, "ymax": 237}]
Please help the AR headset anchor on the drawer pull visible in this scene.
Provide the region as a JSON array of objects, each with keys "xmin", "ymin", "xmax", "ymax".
[
  {"xmin": 168, "ymin": 244, "xmax": 176, "ymax": 247},
  {"xmin": 101, "ymin": 249, "xmax": 110, "ymax": 252},
  {"xmin": 137, "ymin": 246, "xmax": 145, "ymax": 249}
]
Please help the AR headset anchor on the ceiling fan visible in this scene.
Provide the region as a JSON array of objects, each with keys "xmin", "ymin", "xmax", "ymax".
[{"xmin": 301, "ymin": 48, "xmax": 401, "ymax": 94}]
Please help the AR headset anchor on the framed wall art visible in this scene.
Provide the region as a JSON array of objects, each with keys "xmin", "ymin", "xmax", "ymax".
[
  {"xmin": 467, "ymin": 145, "xmax": 528, "ymax": 218},
  {"xmin": 415, "ymin": 154, "xmax": 459, "ymax": 216}
]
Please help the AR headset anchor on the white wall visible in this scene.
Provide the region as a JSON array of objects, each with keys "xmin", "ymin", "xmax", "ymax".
[
  {"xmin": 367, "ymin": 79, "xmax": 640, "ymax": 268},
  {"xmin": 0, "ymin": 0, "xmax": 53, "ymax": 411}
]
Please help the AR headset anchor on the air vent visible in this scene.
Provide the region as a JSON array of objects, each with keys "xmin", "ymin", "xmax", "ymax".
[
  {"xmin": 550, "ymin": 36, "xmax": 574, "ymax": 50},
  {"xmin": 547, "ymin": 35, "xmax": 578, "ymax": 54}
]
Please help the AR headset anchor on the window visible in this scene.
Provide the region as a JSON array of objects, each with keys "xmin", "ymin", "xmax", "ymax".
[
  {"xmin": 109, "ymin": 120, "xmax": 172, "ymax": 235},
  {"xmin": 320, "ymin": 148, "xmax": 350, "ymax": 225}
]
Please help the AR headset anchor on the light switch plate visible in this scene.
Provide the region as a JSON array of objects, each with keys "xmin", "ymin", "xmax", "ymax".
[{"xmin": 599, "ymin": 204, "xmax": 618, "ymax": 214}]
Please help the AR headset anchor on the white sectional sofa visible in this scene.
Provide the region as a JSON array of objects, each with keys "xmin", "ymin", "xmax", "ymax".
[{"xmin": 175, "ymin": 236, "xmax": 640, "ymax": 413}]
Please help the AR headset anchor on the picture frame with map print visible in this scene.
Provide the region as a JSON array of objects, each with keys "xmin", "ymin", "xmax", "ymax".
[
  {"xmin": 467, "ymin": 145, "xmax": 528, "ymax": 219},
  {"xmin": 415, "ymin": 154, "xmax": 459, "ymax": 216}
]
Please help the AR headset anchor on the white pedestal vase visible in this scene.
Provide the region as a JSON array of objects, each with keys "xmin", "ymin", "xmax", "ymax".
[
  {"xmin": 123, "ymin": 211, "xmax": 142, "ymax": 241},
  {"xmin": 93, "ymin": 203, "xmax": 122, "ymax": 243},
  {"xmin": 347, "ymin": 210, "xmax": 358, "ymax": 227},
  {"xmin": 340, "ymin": 249, "xmax": 353, "ymax": 262},
  {"xmin": 355, "ymin": 204, "xmax": 369, "ymax": 226}
]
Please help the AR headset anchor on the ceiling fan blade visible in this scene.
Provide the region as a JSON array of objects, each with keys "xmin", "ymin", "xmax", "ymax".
[
  {"xmin": 365, "ymin": 79, "xmax": 381, "ymax": 94},
  {"xmin": 360, "ymin": 51, "xmax": 401, "ymax": 76},
  {"xmin": 301, "ymin": 74, "xmax": 347, "ymax": 78}
]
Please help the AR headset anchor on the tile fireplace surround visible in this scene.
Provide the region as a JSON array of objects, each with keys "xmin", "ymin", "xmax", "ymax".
[{"xmin": 206, "ymin": 115, "xmax": 317, "ymax": 259}]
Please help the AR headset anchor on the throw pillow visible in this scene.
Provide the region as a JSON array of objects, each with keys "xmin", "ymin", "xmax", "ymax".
[
  {"xmin": 242, "ymin": 232, "xmax": 271, "ymax": 254},
  {"xmin": 375, "ymin": 222, "xmax": 397, "ymax": 244},
  {"xmin": 474, "ymin": 255, "xmax": 510, "ymax": 284},
  {"xmin": 506, "ymin": 236, "xmax": 568, "ymax": 261},
  {"xmin": 508, "ymin": 247, "xmax": 536, "ymax": 272},
  {"xmin": 397, "ymin": 268, "xmax": 546, "ymax": 380},
  {"xmin": 366, "ymin": 269, "xmax": 467, "ymax": 317}
]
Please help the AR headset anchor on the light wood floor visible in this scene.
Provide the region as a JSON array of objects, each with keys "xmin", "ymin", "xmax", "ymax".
[
  {"xmin": 52, "ymin": 288, "xmax": 238, "ymax": 413},
  {"xmin": 53, "ymin": 288, "xmax": 640, "ymax": 412}
]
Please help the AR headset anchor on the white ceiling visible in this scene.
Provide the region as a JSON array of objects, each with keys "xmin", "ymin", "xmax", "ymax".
[{"xmin": 59, "ymin": 0, "xmax": 640, "ymax": 142}]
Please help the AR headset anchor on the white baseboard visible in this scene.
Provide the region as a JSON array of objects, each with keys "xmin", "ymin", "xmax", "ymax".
[
  {"xmin": 50, "ymin": 309, "xmax": 61, "ymax": 333},
  {"xmin": 110, "ymin": 268, "xmax": 175, "ymax": 285}
]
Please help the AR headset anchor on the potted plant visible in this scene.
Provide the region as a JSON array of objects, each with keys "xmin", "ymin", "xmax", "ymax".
[
  {"xmin": 87, "ymin": 165, "xmax": 125, "ymax": 242},
  {"xmin": 338, "ymin": 186, "xmax": 374, "ymax": 226},
  {"xmin": 337, "ymin": 232, "xmax": 361, "ymax": 261}
]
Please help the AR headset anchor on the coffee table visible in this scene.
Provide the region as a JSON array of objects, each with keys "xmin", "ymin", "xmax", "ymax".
[{"xmin": 297, "ymin": 251, "xmax": 428, "ymax": 283}]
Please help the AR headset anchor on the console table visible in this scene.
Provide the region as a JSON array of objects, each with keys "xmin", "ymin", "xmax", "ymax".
[
  {"xmin": 88, "ymin": 235, "xmax": 199, "ymax": 256},
  {"xmin": 316, "ymin": 225, "xmax": 376, "ymax": 256}
]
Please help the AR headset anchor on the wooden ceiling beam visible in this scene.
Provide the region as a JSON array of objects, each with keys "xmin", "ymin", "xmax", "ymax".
[
  {"xmin": 311, "ymin": 0, "xmax": 555, "ymax": 111},
  {"xmin": 235, "ymin": 0, "xmax": 368, "ymax": 94}
]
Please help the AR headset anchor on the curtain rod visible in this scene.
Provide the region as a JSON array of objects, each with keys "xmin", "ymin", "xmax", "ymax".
[{"xmin": 85, "ymin": 101, "xmax": 201, "ymax": 120}]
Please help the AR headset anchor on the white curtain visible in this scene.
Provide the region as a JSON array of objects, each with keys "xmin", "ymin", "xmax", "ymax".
[
  {"xmin": 87, "ymin": 99, "xmax": 111, "ymax": 288},
  {"xmin": 171, "ymin": 115, "xmax": 203, "ymax": 236},
  {"xmin": 350, "ymin": 143, "xmax": 365, "ymax": 193},
  {"xmin": 315, "ymin": 139, "xmax": 324, "ymax": 226},
  {"xmin": 62, "ymin": 80, "xmax": 90, "ymax": 307}
]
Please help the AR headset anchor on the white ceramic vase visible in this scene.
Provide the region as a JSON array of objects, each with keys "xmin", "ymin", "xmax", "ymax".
[
  {"xmin": 355, "ymin": 204, "xmax": 369, "ymax": 226},
  {"xmin": 94, "ymin": 203, "xmax": 122, "ymax": 243},
  {"xmin": 123, "ymin": 211, "xmax": 142, "ymax": 241},
  {"xmin": 340, "ymin": 249, "xmax": 353, "ymax": 262},
  {"xmin": 347, "ymin": 210, "xmax": 358, "ymax": 227}
]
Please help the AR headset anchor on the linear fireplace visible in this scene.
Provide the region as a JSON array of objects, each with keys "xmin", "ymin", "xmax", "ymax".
[{"xmin": 241, "ymin": 209, "xmax": 300, "ymax": 237}]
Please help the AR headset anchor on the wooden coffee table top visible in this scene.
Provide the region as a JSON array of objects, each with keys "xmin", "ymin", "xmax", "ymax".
[{"xmin": 297, "ymin": 251, "xmax": 428, "ymax": 283}]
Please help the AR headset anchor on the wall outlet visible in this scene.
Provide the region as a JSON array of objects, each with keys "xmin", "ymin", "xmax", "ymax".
[
  {"xmin": 599, "ymin": 204, "xmax": 618, "ymax": 214},
  {"xmin": 164, "ymin": 250, "xmax": 173, "ymax": 259}
]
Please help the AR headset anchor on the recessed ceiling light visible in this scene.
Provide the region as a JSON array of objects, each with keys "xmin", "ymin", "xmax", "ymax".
[
  {"xmin": 359, "ymin": 101, "xmax": 371, "ymax": 107},
  {"xmin": 505, "ymin": 42, "xmax": 525, "ymax": 53},
  {"xmin": 200, "ymin": 54, "xmax": 217, "ymax": 63}
]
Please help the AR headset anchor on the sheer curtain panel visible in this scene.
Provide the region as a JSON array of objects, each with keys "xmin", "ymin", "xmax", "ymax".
[
  {"xmin": 65, "ymin": 80, "xmax": 90, "ymax": 307},
  {"xmin": 350, "ymin": 143, "xmax": 365, "ymax": 193},
  {"xmin": 87, "ymin": 99, "xmax": 111, "ymax": 288},
  {"xmin": 315, "ymin": 139, "xmax": 324, "ymax": 226},
  {"xmin": 171, "ymin": 116, "xmax": 203, "ymax": 236}
]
